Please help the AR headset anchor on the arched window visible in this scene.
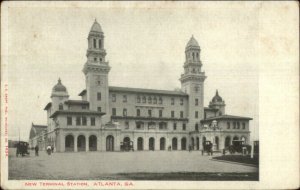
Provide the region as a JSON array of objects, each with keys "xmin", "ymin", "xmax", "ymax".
[
  {"xmin": 192, "ymin": 52, "xmax": 195, "ymax": 61},
  {"xmin": 196, "ymin": 52, "xmax": 199, "ymax": 59},
  {"xmin": 98, "ymin": 39, "xmax": 102, "ymax": 49},
  {"xmin": 59, "ymin": 103, "xmax": 63, "ymax": 110},
  {"xmin": 93, "ymin": 39, "xmax": 97, "ymax": 48}
]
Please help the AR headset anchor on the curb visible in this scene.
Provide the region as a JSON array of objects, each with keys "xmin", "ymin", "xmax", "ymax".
[{"xmin": 210, "ymin": 158, "xmax": 258, "ymax": 168}]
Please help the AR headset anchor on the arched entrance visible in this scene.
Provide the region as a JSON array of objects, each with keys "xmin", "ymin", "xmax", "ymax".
[
  {"xmin": 225, "ymin": 136, "xmax": 231, "ymax": 148},
  {"xmin": 233, "ymin": 136, "xmax": 239, "ymax": 141},
  {"xmin": 65, "ymin": 135, "xmax": 74, "ymax": 152},
  {"xmin": 196, "ymin": 137, "xmax": 200, "ymax": 150},
  {"xmin": 106, "ymin": 135, "xmax": 114, "ymax": 151},
  {"xmin": 89, "ymin": 135, "xmax": 97, "ymax": 151},
  {"xmin": 149, "ymin": 137, "xmax": 155, "ymax": 151},
  {"xmin": 215, "ymin": 136, "xmax": 219, "ymax": 150},
  {"xmin": 172, "ymin": 137, "xmax": 178, "ymax": 150},
  {"xmin": 123, "ymin": 137, "xmax": 131, "ymax": 151},
  {"xmin": 160, "ymin": 137, "xmax": 166, "ymax": 150},
  {"xmin": 77, "ymin": 135, "xmax": 86, "ymax": 151},
  {"xmin": 181, "ymin": 137, "xmax": 186, "ymax": 150},
  {"xmin": 137, "ymin": 137, "xmax": 143, "ymax": 151},
  {"xmin": 191, "ymin": 137, "xmax": 195, "ymax": 150}
]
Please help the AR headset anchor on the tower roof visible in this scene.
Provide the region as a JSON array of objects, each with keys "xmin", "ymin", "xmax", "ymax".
[
  {"xmin": 52, "ymin": 78, "xmax": 67, "ymax": 92},
  {"xmin": 186, "ymin": 35, "xmax": 199, "ymax": 48},
  {"xmin": 51, "ymin": 78, "xmax": 69, "ymax": 98},
  {"xmin": 90, "ymin": 19, "xmax": 103, "ymax": 33},
  {"xmin": 211, "ymin": 90, "xmax": 223, "ymax": 102}
]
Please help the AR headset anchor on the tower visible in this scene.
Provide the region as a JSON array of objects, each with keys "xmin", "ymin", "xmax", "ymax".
[
  {"xmin": 209, "ymin": 90, "xmax": 226, "ymax": 116},
  {"xmin": 83, "ymin": 20, "xmax": 111, "ymax": 123},
  {"xmin": 180, "ymin": 36, "xmax": 206, "ymax": 131},
  {"xmin": 51, "ymin": 78, "xmax": 69, "ymax": 111}
]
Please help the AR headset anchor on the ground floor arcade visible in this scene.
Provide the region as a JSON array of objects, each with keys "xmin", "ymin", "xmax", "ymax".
[{"xmin": 52, "ymin": 129, "xmax": 250, "ymax": 152}]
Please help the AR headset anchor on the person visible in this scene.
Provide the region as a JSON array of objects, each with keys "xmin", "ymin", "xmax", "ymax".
[
  {"xmin": 35, "ymin": 145, "xmax": 39, "ymax": 156},
  {"xmin": 51, "ymin": 145, "xmax": 54, "ymax": 153},
  {"xmin": 46, "ymin": 145, "xmax": 52, "ymax": 155}
]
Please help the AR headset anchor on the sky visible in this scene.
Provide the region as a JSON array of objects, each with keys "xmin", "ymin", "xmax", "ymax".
[{"xmin": 3, "ymin": 2, "xmax": 267, "ymax": 141}]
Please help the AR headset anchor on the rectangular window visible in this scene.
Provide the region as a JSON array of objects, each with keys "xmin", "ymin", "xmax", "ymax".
[
  {"xmin": 112, "ymin": 94, "xmax": 116, "ymax": 102},
  {"xmin": 137, "ymin": 109, "xmax": 140, "ymax": 117},
  {"xmin": 123, "ymin": 95, "xmax": 127, "ymax": 102},
  {"xmin": 112, "ymin": 108, "xmax": 116, "ymax": 116},
  {"xmin": 153, "ymin": 97, "xmax": 157, "ymax": 104},
  {"xmin": 195, "ymin": 99, "xmax": 199, "ymax": 106},
  {"xmin": 159, "ymin": 110, "xmax": 163, "ymax": 118},
  {"xmin": 91, "ymin": 117, "xmax": 95, "ymax": 126},
  {"xmin": 82, "ymin": 105, "xmax": 87, "ymax": 110},
  {"xmin": 97, "ymin": 107, "xmax": 101, "ymax": 112},
  {"xmin": 123, "ymin": 109, "xmax": 127, "ymax": 116},
  {"xmin": 195, "ymin": 111, "xmax": 198, "ymax": 118},
  {"xmin": 142, "ymin": 96, "xmax": 146, "ymax": 103},
  {"xmin": 67, "ymin": 117, "xmax": 72, "ymax": 125},
  {"xmin": 171, "ymin": 98, "xmax": 175, "ymax": 105},
  {"xmin": 180, "ymin": 98, "xmax": 184, "ymax": 105},
  {"xmin": 125, "ymin": 121, "xmax": 129, "ymax": 129},
  {"xmin": 242, "ymin": 123, "xmax": 246, "ymax": 129},
  {"xmin": 97, "ymin": 92, "xmax": 101, "ymax": 101},
  {"xmin": 237, "ymin": 122, "xmax": 240, "ymax": 129},
  {"xmin": 182, "ymin": 123, "xmax": 186, "ymax": 131},
  {"xmin": 227, "ymin": 122, "xmax": 230, "ymax": 129},
  {"xmin": 171, "ymin": 111, "xmax": 175, "ymax": 118},
  {"xmin": 76, "ymin": 116, "xmax": 81, "ymax": 126},
  {"xmin": 137, "ymin": 96, "xmax": 141, "ymax": 103},
  {"xmin": 148, "ymin": 97, "xmax": 152, "ymax": 104},
  {"xmin": 82, "ymin": 117, "xmax": 87, "ymax": 126},
  {"xmin": 158, "ymin": 97, "xmax": 162, "ymax": 104},
  {"xmin": 180, "ymin": 111, "xmax": 184, "ymax": 118},
  {"xmin": 148, "ymin": 110, "xmax": 152, "ymax": 117},
  {"xmin": 233, "ymin": 122, "xmax": 236, "ymax": 129},
  {"xmin": 173, "ymin": 123, "xmax": 177, "ymax": 130}
]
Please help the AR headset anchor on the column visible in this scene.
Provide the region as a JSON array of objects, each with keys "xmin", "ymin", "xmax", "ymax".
[
  {"xmin": 74, "ymin": 136, "xmax": 78, "ymax": 152},
  {"xmin": 178, "ymin": 138, "xmax": 182, "ymax": 151},
  {"xmin": 86, "ymin": 136, "xmax": 89, "ymax": 152}
]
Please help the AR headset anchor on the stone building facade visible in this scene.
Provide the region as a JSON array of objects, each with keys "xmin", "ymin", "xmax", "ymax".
[{"xmin": 40, "ymin": 20, "xmax": 252, "ymax": 152}]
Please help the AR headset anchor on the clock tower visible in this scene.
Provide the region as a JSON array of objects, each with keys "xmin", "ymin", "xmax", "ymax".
[
  {"xmin": 83, "ymin": 20, "xmax": 110, "ymax": 123},
  {"xmin": 180, "ymin": 36, "xmax": 206, "ymax": 131}
]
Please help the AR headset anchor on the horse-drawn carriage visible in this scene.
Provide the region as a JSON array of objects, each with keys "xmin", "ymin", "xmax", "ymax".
[
  {"xmin": 120, "ymin": 140, "xmax": 134, "ymax": 151},
  {"xmin": 228, "ymin": 140, "xmax": 251, "ymax": 154},
  {"xmin": 16, "ymin": 141, "xmax": 30, "ymax": 157},
  {"xmin": 202, "ymin": 140, "xmax": 213, "ymax": 155}
]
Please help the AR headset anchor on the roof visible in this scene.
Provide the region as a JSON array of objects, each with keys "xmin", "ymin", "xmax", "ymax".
[
  {"xmin": 201, "ymin": 114, "xmax": 253, "ymax": 122},
  {"xmin": 44, "ymin": 102, "xmax": 52, "ymax": 110},
  {"xmin": 78, "ymin": 89, "xmax": 87, "ymax": 96},
  {"xmin": 211, "ymin": 90, "xmax": 223, "ymax": 103},
  {"xmin": 109, "ymin": 86, "xmax": 188, "ymax": 96},
  {"xmin": 90, "ymin": 19, "xmax": 103, "ymax": 33},
  {"xmin": 64, "ymin": 100, "xmax": 89, "ymax": 105},
  {"xmin": 186, "ymin": 35, "xmax": 199, "ymax": 48},
  {"xmin": 29, "ymin": 123, "xmax": 47, "ymax": 139},
  {"xmin": 52, "ymin": 78, "xmax": 67, "ymax": 92},
  {"xmin": 50, "ymin": 110, "xmax": 105, "ymax": 118},
  {"xmin": 204, "ymin": 107, "xmax": 218, "ymax": 111}
]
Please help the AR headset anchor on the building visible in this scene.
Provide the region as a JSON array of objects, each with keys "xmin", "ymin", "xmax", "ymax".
[
  {"xmin": 28, "ymin": 123, "xmax": 47, "ymax": 149},
  {"xmin": 39, "ymin": 20, "xmax": 252, "ymax": 152}
]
